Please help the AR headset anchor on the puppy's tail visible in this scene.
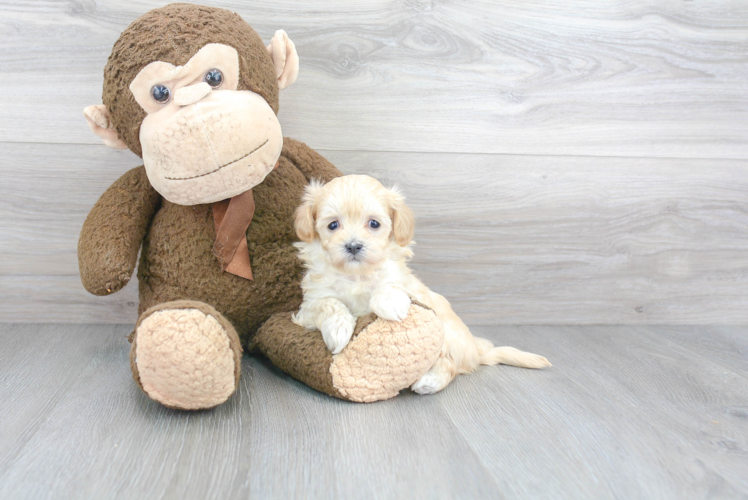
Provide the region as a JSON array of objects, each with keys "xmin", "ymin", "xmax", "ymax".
[{"xmin": 474, "ymin": 337, "xmax": 552, "ymax": 369}]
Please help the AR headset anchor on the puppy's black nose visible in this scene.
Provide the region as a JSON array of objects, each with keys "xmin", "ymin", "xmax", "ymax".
[{"xmin": 345, "ymin": 242, "xmax": 364, "ymax": 255}]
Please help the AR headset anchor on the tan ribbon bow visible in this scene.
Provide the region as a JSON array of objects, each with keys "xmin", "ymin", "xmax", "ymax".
[
  {"xmin": 212, "ymin": 189, "xmax": 255, "ymax": 281},
  {"xmin": 211, "ymin": 160, "xmax": 280, "ymax": 280}
]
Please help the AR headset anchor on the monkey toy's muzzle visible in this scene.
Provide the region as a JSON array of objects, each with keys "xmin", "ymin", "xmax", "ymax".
[{"xmin": 140, "ymin": 90, "xmax": 283, "ymax": 206}]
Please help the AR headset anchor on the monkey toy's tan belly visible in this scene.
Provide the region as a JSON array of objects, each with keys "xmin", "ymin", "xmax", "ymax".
[{"xmin": 137, "ymin": 155, "xmax": 311, "ymax": 343}]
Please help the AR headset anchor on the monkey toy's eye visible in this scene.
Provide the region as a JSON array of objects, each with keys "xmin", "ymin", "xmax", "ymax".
[
  {"xmin": 150, "ymin": 84, "xmax": 171, "ymax": 103},
  {"xmin": 368, "ymin": 220, "xmax": 380, "ymax": 229},
  {"xmin": 204, "ymin": 68, "xmax": 223, "ymax": 88},
  {"xmin": 328, "ymin": 221, "xmax": 339, "ymax": 231}
]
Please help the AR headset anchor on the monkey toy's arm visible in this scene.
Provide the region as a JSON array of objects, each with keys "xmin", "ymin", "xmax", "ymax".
[
  {"xmin": 281, "ymin": 137, "xmax": 342, "ymax": 183},
  {"xmin": 78, "ymin": 166, "xmax": 160, "ymax": 296}
]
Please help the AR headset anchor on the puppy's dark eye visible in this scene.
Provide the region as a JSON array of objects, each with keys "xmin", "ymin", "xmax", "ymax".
[
  {"xmin": 328, "ymin": 221, "xmax": 339, "ymax": 231},
  {"xmin": 368, "ymin": 220, "xmax": 380, "ymax": 229},
  {"xmin": 151, "ymin": 84, "xmax": 171, "ymax": 103},
  {"xmin": 204, "ymin": 69, "xmax": 223, "ymax": 88}
]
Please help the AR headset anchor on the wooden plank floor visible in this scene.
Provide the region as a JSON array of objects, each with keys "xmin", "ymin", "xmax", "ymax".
[{"xmin": 1, "ymin": 323, "xmax": 746, "ymax": 500}]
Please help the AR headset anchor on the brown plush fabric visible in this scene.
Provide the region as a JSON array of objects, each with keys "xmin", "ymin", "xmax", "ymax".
[
  {"xmin": 78, "ymin": 166, "xmax": 160, "ymax": 296},
  {"xmin": 281, "ymin": 137, "xmax": 342, "ymax": 183},
  {"xmin": 350, "ymin": 313, "xmax": 378, "ymax": 342},
  {"xmin": 131, "ymin": 138, "xmax": 341, "ymax": 345},
  {"xmin": 81, "ymin": 2, "xmax": 445, "ymax": 408},
  {"xmin": 78, "ymin": 138, "xmax": 340, "ymax": 337},
  {"xmin": 104, "ymin": 3, "xmax": 280, "ymax": 157},
  {"xmin": 80, "ymin": 137, "xmax": 447, "ymax": 405},
  {"xmin": 250, "ymin": 312, "xmax": 378, "ymax": 399}
]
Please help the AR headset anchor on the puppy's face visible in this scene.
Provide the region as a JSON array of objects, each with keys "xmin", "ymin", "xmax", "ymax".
[{"xmin": 294, "ymin": 175, "xmax": 415, "ymax": 274}]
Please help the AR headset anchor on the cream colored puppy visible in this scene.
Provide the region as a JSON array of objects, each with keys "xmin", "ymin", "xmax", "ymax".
[{"xmin": 292, "ymin": 175, "xmax": 551, "ymax": 394}]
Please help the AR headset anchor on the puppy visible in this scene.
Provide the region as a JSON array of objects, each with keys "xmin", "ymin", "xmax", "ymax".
[{"xmin": 292, "ymin": 175, "xmax": 551, "ymax": 394}]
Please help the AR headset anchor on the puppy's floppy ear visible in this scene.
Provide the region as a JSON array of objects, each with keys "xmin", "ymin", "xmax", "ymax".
[
  {"xmin": 388, "ymin": 186, "xmax": 415, "ymax": 247},
  {"xmin": 294, "ymin": 179, "xmax": 325, "ymax": 243}
]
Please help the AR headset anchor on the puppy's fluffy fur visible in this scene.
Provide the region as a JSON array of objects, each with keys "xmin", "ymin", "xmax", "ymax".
[{"xmin": 292, "ymin": 175, "xmax": 550, "ymax": 394}]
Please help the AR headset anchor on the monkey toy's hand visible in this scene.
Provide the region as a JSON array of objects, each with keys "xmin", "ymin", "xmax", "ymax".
[{"xmin": 78, "ymin": 167, "xmax": 159, "ymax": 296}]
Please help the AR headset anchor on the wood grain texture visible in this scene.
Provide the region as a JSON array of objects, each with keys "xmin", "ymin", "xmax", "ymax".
[
  {"xmin": 0, "ymin": 323, "xmax": 746, "ymax": 499},
  {"xmin": 0, "ymin": 0, "xmax": 746, "ymax": 158},
  {"xmin": 1, "ymin": 1, "xmax": 747, "ymax": 323},
  {"xmin": 0, "ymin": 324, "xmax": 120, "ymax": 471},
  {"xmin": 441, "ymin": 325, "xmax": 748, "ymax": 499},
  {"xmin": 2, "ymin": 143, "xmax": 747, "ymax": 324}
]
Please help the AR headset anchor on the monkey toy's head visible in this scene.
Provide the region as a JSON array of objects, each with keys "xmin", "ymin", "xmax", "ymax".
[{"xmin": 84, "ymin": 3, "xmax": 299, "ymax": 205}]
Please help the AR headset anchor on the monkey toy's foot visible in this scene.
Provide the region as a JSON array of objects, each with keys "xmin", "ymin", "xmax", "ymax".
[
  {"xmin": 129, "ymin": 301, "xmax": 243, "ymax": 410},
  {"xmin": 252, "ymin": 302, "xmax": 444, "ymax": 403}
]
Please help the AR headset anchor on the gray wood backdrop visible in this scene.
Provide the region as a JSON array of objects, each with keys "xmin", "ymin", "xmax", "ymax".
[{"xmin": 1, "ymin": 0, "xmax": 747, "ymax": 324}]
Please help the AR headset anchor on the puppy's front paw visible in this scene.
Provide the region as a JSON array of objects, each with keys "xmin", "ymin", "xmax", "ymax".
[
  {"xmin": 320, "ymin": 314, "xmax": 356, "ymax": 354},
  {"xmin": 369, "ymin": 287, "xmax": 411, "ymax": 322}
]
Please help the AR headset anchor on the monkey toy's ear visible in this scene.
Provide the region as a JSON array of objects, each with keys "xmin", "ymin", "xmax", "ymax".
[
  {"xmin": 266, "ymin": 29, "xmax": 300, "ymax": 90},
  {"xmin": 83, "ymin": 105, "xmax": 129, "ymax": 150}
]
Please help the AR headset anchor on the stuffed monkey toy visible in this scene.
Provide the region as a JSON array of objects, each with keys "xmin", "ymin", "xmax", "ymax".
[{"xmin": 79, "ymin": 3, "xmax": 443, "ymax": 409}]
